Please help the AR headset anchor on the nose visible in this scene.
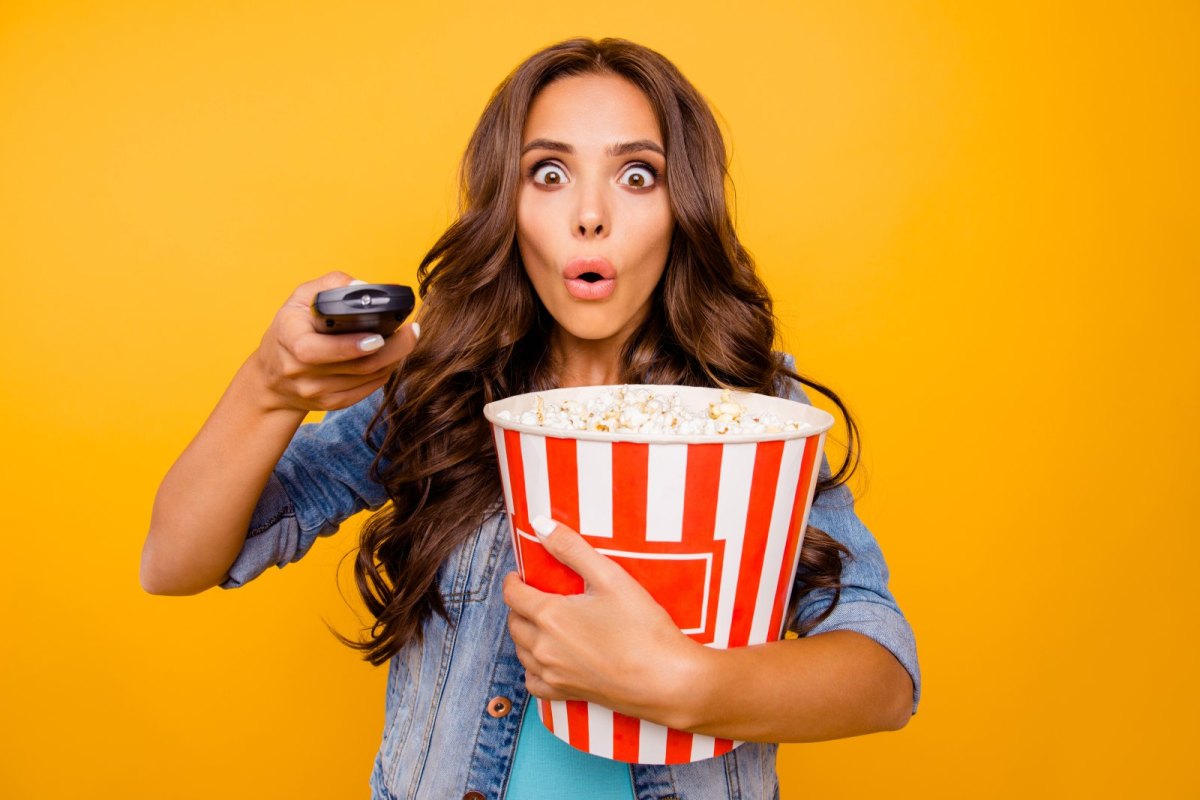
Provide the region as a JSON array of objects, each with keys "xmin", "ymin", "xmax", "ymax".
[{"xmin": 574, "ymin": 178, "xmax": 608, "ymax": 239}]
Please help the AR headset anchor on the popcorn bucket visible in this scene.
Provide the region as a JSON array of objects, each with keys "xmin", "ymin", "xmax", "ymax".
[{"xmin": 483, "ymin": 385, "xmax": 835, "ymax": 764}]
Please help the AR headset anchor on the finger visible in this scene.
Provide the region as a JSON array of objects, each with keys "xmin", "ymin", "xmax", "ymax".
[
  {"xmin": 502, "ymin": 570, "xmax": 548, "ymax": 619},
  {"xmin": 512, "ymin": 641, "xmax": 544, "ymax": 677},
  {"xmin": 525, "ymin": 672, "xmax": 566, "ymax": 702},
  {"xmin": 287, "ymin": 331, "xmax": 386, "ymax": 368},
  {"xmin": 299, "ymin": 320, "xmax": 419, "ymax": 377},
  {"xmin": 277, "ymin": 272, "xmax": 390, "ymax": 367},
  {"xmin": 347, "ymin": 320, "xmax": 419, "ymax": 374},
  {"xmin": 289, "ymin": 270, "xmax": 359, "ymax": 306},
  {"xmin": 286, "ymin": 312, "xmax": 419, "ymax": 369},
  {"xmin": 506, "ymin": 607, "xmax": 538, "ymax": 651},
  {"xmin": 529, "ymin": 516, "xmax": 619, "ymax": 589}
]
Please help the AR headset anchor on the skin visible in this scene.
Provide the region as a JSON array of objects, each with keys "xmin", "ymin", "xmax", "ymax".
[
  {"xmin": 516, "ymin": 72, "xmax": 673, "ymax": 388},
  {"xmin": 141, "ymin": 270, "xmax": 419, "ymax": 596},
  {"xmin": 502, "ymin": 74, "xmax": 915, "ymax": 741}
]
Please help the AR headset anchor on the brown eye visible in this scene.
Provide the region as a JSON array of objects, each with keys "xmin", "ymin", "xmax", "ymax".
[
  {"xmin": 531, "ymin": 163, "xmax": 567, "ymax": 186},
  {"xmin": 620, "ymin": 164, "xmax": 658, "ymax": 190}
]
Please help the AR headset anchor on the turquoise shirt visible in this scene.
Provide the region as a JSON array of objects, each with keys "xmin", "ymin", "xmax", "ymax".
[{"xmin": 505, "ymin": 701, "xmax": 634, "ymax": 799}]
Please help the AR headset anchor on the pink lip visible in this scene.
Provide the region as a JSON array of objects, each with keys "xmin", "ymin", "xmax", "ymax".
[{"xmin": 562, "ymin": 256, "xmax": 616, "ymax": 301}]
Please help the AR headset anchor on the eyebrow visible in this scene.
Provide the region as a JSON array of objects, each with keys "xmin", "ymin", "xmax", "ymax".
[{"xmin": 521, "ymin": 138, "xmax": 666, "ymax": 158}]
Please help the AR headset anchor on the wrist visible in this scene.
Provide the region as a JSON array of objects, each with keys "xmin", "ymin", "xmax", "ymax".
[
  {"xmin": 235, "ymin": 351, "xmax": 307, "ymax": 420},
  {"xmin": 656, "ymin": 638, "xmax": 721, "ymax": 733}
]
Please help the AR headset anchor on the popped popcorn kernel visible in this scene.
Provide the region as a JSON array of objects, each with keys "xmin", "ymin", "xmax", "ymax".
[{"xmin": 511, "ymin": 386, "xmax": 811, "ymax": 436}]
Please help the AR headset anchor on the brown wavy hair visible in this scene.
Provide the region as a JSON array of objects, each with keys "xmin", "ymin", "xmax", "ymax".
[{"xmin": 331, "ymin": 37, "xmax": 859, "ymax": 666}]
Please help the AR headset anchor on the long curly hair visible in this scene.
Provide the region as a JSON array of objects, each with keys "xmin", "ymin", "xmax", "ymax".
[{"xmin": 332, "ymin": 37, "xmax": 858, "ymax": 666}]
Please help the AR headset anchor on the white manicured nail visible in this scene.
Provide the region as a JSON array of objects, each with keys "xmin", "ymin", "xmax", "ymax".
[
  {"xmin": 349, "ymin": 279, "xmax": 368, "ymax": 285},
  {"xmin": 411, "ymin": 321, "xmax": 421, "ymax": 338},
  {"xmin": 531, "ymin": 515, "xmax": 556, "ymax": 541},
  {"xmin": 359, "ymin": 334, "xmax": 384, "ymax": 351}
]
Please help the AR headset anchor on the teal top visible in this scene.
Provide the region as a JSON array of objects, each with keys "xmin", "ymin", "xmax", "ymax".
[{"xmin": 504, "ymin": 701, "xmax": 635, "ymax": 799}]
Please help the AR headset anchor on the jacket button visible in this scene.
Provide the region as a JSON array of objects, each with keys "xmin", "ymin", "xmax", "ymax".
[
  {"xmin": 464, "ymin": 793, "xmax": 486, "ymax": 800},
  {"xmin": 486, "ymin": 695, "xmax": 512, "ymax": 718}
]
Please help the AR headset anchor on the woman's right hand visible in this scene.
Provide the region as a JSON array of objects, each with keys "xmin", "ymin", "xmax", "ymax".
[{"xmin": 250, "ymin": 271, "xmax": 419, "ymax": 413}]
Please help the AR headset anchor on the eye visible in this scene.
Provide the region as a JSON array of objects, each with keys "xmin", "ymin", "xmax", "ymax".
[
  {"xmin": 529, "ymin": 161, "xmax": 568, "ymax": 186},
  {"xmin": 619, "ymin": 163, "xmax": 659, "ymax": 190}
]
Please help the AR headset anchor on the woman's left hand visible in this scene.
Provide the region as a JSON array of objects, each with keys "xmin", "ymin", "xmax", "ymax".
[{"xmin": 502, "ymin": 517, "xmax": 702, "ymax": 724}]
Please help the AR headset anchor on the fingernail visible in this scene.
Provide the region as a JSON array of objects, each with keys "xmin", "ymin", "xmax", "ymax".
[
  {"xmin": 411, "ymin": 321, "xmax": 421, "ymax": 338},
  {"xmin": 349, "ymin": 279, "xmax": 368, "ymax": 285},
  {"xmin": 531, "ymin": 515, "xmax": 556, "ymax": 542},
  {"xmin": 359, "ymin": 334, "xmax": 384, "ymax": 352}
]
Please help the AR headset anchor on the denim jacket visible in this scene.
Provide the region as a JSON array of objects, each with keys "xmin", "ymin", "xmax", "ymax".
[{"xmin": 219, "ymin": 352, "xmax": 921, "ymax": 800}]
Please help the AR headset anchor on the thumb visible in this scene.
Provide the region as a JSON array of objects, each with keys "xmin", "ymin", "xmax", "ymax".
[
  {"xmin": 292, "ymin": 270, "xmax": 362, "ymax": 306},
  {"xmin": 530, "ymin": 515, "xmax": 615, "ymax": 588}
]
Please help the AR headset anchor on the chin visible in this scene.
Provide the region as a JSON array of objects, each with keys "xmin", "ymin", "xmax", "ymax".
[
  {"xmin": 560, "ymin": 323, "xmax": 626, "ymax": 342},
  {"xmin": 570, "ymin": 305, "xmax": 656, "ymax": 342}
]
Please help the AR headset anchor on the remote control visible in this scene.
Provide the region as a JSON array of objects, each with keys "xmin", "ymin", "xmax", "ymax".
[{"xmin": 311, "ymin": 283, "xmax": 415, "ymax": 338}]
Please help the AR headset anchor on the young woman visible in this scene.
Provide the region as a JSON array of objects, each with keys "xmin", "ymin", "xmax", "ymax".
[{"xmin": 143, "ymin": 36, "xmax": 920, "ymax": 800}]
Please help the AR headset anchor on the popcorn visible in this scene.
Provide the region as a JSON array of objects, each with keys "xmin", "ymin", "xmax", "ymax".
[{"xmin": 494, "ymin": 387, "xmax": 812, "ymax": 436}]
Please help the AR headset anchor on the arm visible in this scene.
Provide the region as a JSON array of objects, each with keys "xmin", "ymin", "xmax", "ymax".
[
  {"xmin": 666, "ymin": 630, "xmax": 914, "ymax": 740},
  {"xmin": 141, "ymin": 354, "xmax": 306, "ymax": 595},
  {"xmin": 503, "ymin": 517, "xmax": 919, "ymax": 742},
  {"xmin": 665, "ymin": 474, "xmax": 924, "ymax": 739},
  {"xmin": 504, "ymin": 355, "xmax": 920, "ymax": 740},
  {"xmin": 141, "ymin": 271, "xmax": 415, "ymax": 596},
  {"xmin": 216, "ymin": 384, "xmax": 391, "ymax": 589}
]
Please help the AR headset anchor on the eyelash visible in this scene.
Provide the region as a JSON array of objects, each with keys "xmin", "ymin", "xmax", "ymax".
[{"xmin": 526, "ymin": 159, "xmax": 660, "ymax": 188}]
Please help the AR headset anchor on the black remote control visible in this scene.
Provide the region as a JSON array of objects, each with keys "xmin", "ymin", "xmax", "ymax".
[{"xmin": 311, "ymin": 283, "xmax": 415, "ymax": 338}]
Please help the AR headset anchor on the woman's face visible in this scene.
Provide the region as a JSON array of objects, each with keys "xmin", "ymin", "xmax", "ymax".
[{"xmin": 517, "ymin": 72, "xmax": 674, "ymax": 351}]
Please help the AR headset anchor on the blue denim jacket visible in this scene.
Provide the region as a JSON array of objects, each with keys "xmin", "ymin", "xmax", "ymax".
[{"xmin": 220, "ymin": 352, "xmax": 921, "ymax": 799}]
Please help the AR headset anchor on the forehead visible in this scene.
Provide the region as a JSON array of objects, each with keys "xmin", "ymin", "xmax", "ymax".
[{"xmin": 523, "ymin": 73, "xmax": 662, "ymax": 146}]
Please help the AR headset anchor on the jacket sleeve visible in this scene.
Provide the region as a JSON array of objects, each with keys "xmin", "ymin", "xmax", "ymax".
[
  {"xmin": 219, "ymin": 387, "xmax": 392, "ymax": 589},
  {"xmin": 776, "ymin": 353, "xmax": 922, "ymax": 715}
]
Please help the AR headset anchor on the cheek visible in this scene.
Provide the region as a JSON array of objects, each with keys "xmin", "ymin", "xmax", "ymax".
[
  {"xmin": 632, "ymin": 203, "xmax": 674, "ymax": 259},
  {"xmin": 633, "ymin": 194, "xmax": 672, "ymax": 236},
  {"xmin": 517, "ymin": 201, "xmax": 553, "ymax": 266}
]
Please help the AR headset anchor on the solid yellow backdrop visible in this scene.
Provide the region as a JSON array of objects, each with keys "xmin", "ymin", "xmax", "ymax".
[{"xmin": 1, "ymin": 1, "xmax": 1196, "ymax": 798}]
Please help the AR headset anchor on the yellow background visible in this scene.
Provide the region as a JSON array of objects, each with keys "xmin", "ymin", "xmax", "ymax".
[{"xmin": 1, "ymin": 1, "xmax": 1196, "ymax": 797}]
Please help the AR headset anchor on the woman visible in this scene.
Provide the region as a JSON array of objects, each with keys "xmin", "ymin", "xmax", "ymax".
[{"xmin": 143, "ymin": 36, "xmax": 920, "ymax": 799}]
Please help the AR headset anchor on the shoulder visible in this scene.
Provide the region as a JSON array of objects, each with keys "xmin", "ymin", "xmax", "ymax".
[
  {"xmin": 769, "ymin": 350, "xmax": 811, "ymax": 406},
  {"xmin": 772, "ymin": 350, "xmax": 797, "ymax": 372}
]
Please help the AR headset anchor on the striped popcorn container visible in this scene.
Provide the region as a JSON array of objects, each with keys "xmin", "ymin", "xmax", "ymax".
[{"xmin": 483, "ymin": 385, "xmax": 834, "ymax": 764}]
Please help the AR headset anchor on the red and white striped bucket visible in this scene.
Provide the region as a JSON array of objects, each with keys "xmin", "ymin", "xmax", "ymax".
[{"xmin": 484, "ymin": 385, "xmax": 834, "ymax": 764}]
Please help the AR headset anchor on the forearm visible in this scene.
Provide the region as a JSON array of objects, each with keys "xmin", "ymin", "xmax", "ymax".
[
  {"xmin": 142, "ymin": 353, "xmax": 306, "ymax": 595},
  {"xmin": 663, "ymin": 630, "xmax": 914, "ymax": 742}
]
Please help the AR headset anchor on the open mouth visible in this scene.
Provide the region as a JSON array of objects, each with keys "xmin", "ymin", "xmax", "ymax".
[
  {"xmin": 562, "ymin": 257, "xmax": 616, "ymax": 282},
  {"xmin": 562, "ymin": 257, "xmax": 616, "ymax": 300}
]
